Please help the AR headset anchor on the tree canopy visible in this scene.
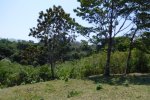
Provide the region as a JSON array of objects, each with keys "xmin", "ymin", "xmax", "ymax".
[{"xmin": 29, "ymin": 5, "xmax": 77, "ymax": 79}]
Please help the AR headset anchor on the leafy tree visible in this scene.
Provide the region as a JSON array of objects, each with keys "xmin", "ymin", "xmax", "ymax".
[
  {"xmin": 113, "ymin": 36, "xmax": 130, "ymax": 52},
  {"xmin": 20, "ymin": 45, "xmax": 39, "ymax": 66},
  {"xmin": 80, "ymin": 40, "xmax": 93, "ymax": 55},
  {"xmin": 91, "ymin": 36, "xmax": 110, "ymax": 52},
  {"xmin": 121, "ymin": 0, "xmax": 150, "ymax": 74},
  {"xmin": 0, "ymin": 45, "xmax": 13, "ymax": 60},
  {"xmin": 135, "ymin": 32, "xmax": 150, "ymax": 54},
  {"xmin": 0, "ymin": 39, "xmax": 15, "ymax": 60},
  {"xmin": 141, "ymin": 32, "xmax": 150, "ymax": 53},
  {"xmin": 7, "ymin": 40, "xmax": 35, "ymax": 64},
  {"xmin": 74, "ymin": 0, "xmax": 132, "ymax": 76},
  {"xmin": 29, "ymin": 6, "xmax": 76, "ymax": 79}
]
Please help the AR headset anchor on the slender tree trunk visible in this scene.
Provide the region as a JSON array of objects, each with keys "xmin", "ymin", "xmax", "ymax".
[
  {"xmin": 104, "ymin": 37, "xmax": 113, "ymax": 76},
  {"xmin": 125, "ymin": 29, "xmax": 138, "ymax": 75},
  {"xmin": 48, "ymin": 47, "xmax": 55, "ymax": 79},
  {"xmin": 103, "ymin": 1, "xmax": 113, "ymax": 77},
  {"xmin": 125, "ymin": 41, "xmax": 132, "ymax": 75},
  {"xmin": 48, "ymin": 55, "xmax": 55, "ymax": 80},
  {"xmin": 50, "ymin": 49, "xmax": 55, "ymax": 79},
  {"xmin": 50, "ymin": 61, "xmax": 55, "ymax": 80}
]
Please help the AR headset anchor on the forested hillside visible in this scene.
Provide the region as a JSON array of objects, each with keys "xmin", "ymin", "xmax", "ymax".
[{"xmin": 0, "ymin": 36, "xmax": 150, "ymax": 87}]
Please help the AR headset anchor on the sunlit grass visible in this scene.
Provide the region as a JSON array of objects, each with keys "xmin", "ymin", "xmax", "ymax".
[{"xmin": 0, "ymin": 76, "xmax": 150, "ymax": 100}]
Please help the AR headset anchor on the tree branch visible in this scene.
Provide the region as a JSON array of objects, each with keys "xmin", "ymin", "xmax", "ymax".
[{"xmin": 114, "ymin": 15, "xmax": 130, "ymax": 36}]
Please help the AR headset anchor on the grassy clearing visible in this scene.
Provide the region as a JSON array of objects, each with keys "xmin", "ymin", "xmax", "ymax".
[{"xmin": 0, "ymin": 74, "xmax": 150, "ymax": 100}]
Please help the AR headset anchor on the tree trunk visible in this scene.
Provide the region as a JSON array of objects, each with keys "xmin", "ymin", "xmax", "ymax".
[
  {"xmin": 103, "ymin": 1, "xmax": 113, "ymax": 77},
  {"xmin": 50, "ymin": 52, "xmax": 55, "ymax": 80},
  {"xmin": 125, "ymin": 29, "xmax": 138, "ymax": 75},
  {"xmin": 125, "ymin": 41, "xmax": 132, "ymax": 75},
  {"xmin": 50, "ymin": 62, "xmax": 55, "ymax": 80},
  {"xmin": 104, "ymin": 37, "xmax": 112, "ymax": 77},
  {"xmin": 48, "ymin": 48, "xmax": 55, "ymax": 80}
]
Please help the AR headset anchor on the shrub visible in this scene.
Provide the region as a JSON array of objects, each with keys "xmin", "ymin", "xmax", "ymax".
[
  {"xmin": 56, "ymin": 53, "xmax": 105, "ymax": 79},
  {"xmin": 67, "ymin": 90, "xmax": 80, "ymax": 98},
  {"xmin": 0, "ymin": 60, "xmax": 46, "ymax": 87},
  {"xmin": 96, "ymin": 84, "xmax": 103, "ymax": 90},
  {"xmin": 39, "ymin": 65, "xmax": 51, "ymax": 81},
  {"xmin": 110, "ymin": 51, "xmax": 127, "ymax": 74},
  {"xmin": 131, "ymin": 50, "xmax": 150, "ymax": 73},
  {"xmin": 123, "ymin": 80, "xmax": 129, "ymax": 87}
]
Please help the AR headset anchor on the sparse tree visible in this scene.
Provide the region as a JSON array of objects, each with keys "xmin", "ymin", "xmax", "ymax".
[
  {"xmin": 29, "ymin": 6, "xmax": 76, "ymax": 79},
  {"xmin": 74, "ymin": 0, "xmax": 133, "ymax": 76},
  {"xmin": 122, "ymin": 0, "xmax": 150, "ymax": 75}
]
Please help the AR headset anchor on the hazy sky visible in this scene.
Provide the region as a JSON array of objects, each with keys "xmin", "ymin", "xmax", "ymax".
[{"xmin": 0, "ymin": 0, "xmax": 88, "ymax": 42}]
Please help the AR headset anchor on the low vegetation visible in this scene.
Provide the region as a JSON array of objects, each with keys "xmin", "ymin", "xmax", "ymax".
[
  {"xmin": 0, "ymin": 49, "xmax": 150, "ymax": 88},
  {"xmin": 0, "ymin": 76, "xmax": 150, "ymax": 100}
]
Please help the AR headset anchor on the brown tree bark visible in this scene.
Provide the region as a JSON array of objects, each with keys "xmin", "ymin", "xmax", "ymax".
[
  {"xmin": 103, "ymin": 1, "xmax": 114, "ymax": 77},
  {"xmin": 104, "ymin": 37, "xmax": 113, "ymax": 76}
]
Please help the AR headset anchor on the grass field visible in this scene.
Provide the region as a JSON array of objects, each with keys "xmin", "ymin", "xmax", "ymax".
[{"xmin": 0, "ymin": 74, "xmax": 150, "ymax": 100}]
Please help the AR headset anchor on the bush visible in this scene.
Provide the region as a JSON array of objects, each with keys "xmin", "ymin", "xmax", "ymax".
[
  {"xmin": 131, "ymin": 49, "xmax": 150, "ymax": 73},
  {"xmin": 39, "ymin": 65, "xmax": 51, "ymax": 81},
  {"xmin": 110, "ymin": 51, "xmax": 127, "ymax": 74},
  {"xmin": 0, "ymin": 60, "xmax": 52, "ymax": 87},
  {"xmin": 123, "ymin": 80, "xmax": 129, "ymax": 87},
  {"xmin": 56, "ymin": 53, "xmax": 105, "ymax": 79},
  {"xmin": 67, "ymin": 90, "xmax": 80, "ymax": 98},
  {"xmin": 96, "ymin": 84, "xmax": 103, "ymax": 90}
]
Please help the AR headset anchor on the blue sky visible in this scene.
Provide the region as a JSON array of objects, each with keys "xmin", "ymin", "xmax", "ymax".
[
  {"xmin": 0, "ymin": 0, "xmax": 88, "ymax": 42},
  {"xmin": 0, "ymin": 0, "xmax": 132, "ymax": 42}
]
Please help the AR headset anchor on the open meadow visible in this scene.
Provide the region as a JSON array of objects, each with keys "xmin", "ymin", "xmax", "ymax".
[{"xmin": 0, "ymin": 74, "xmax": 150, "ymax": 100}]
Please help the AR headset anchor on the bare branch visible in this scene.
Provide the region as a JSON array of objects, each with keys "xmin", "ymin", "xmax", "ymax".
[
  {"xmin": 114, "ymin": 15, "xmax": 129, "ymax": 36},
  {"xmin": 122, "ymin": 25, "xmax": 135, "ymax": 37},
  {"xmin": 117, "ymin": 22, "xmax": 133, "ymax": 33}
]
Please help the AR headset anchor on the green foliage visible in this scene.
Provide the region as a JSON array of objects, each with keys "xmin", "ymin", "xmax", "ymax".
[
  {"xmin": 39, "ymin": 65, "xmax": 51, "ymax": 80},
  {"xmin": 96, "ymin": 84, "xmax": 103, "ymax": 90},
  {"xmin": 57, "ymin": 50, "xmax": 150, "ymax": 79},
  {"xmin": 74, "ymin": 0, "xmax": 135, "ymax": 76},
  {"xmin": 0, "ymin": 59, "xmax": 52, "ymax": 87},
  {"xmin": 57, "ymin": 52, "xmax": 123, "ymax": 78},
  {"xmin": 135, "ymin": 32, "xmax": 150, "ymax": 54},
  {"xmin": 29, "ymin": 5, "xmax": 78, "ymax": 79},
  {"xmin": 123, "ymin": 80, "xmax": 129, "ymax": 87},
  {"xmin": 0, "ymin": 39, "xmax": 15, "ymax": 60},
  {"xmin": 57, "ymin": 53, "xmax": 105, "ymax": 79},
  {"xmin": 0, "ymin": 49, "xmax": 150, "ymax": 87},
  {"xmin": 67, "ymin": 90, "xmax": 80, "ymax": 98},
  {"xmin": 123, "ymin": 0, "xmax": 150, "ymax": 29},
  {"xmin": 110, "ymin": 51, "xmax": 127, "ymax": 74},
  {"xmin": 130, "ymin": 49, "xmax": 150, "ymax": 73},
  {"xmin": 114, "ymin": 37, "xmax": 130, "ymax": 52}
]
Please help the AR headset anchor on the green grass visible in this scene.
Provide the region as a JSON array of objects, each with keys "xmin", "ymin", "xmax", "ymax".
[{"xmin": 0, "ymin": 74, "xmax": 150, "ymax": 100}]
